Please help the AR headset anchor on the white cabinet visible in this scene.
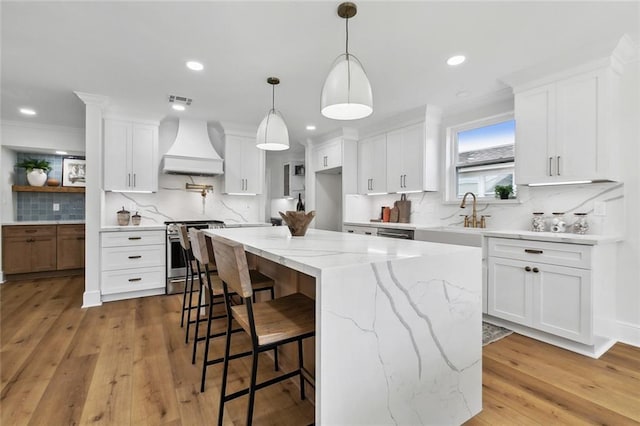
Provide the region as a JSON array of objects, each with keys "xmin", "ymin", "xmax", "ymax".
[
  {"xmin": 358, "ymin": 134, "xmax": 386, "ymax": 194},
  {"xmin": 224, "ymin": 134, "xmax": 265, "ymax": 194},
  {"xmin": 343, "ymin": 224, "xmax": 378, "ymax": 236},
  {"xmin": 314, "ymin": 138, "xmax": 342, "ymax": 171},
  {"xmin": 100, "ymin": 229, "xmax": 165, "ymax": 301},
  {"xmin": 514, "ymin": 66, "xmax": 620, "ymax": 185},
  {"xmin": 103, "ymin": 119, "xmax": 158, "ymax": 192},
  {"xmin": 386, "ymin": 122, "xmax": 426, "ymax": 193},
  {"xmin": 487, "ymin": 237, "xmax": 611, "ymax": 346}
]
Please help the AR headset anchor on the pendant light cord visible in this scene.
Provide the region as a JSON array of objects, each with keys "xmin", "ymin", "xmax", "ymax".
[
  {"xmin": 271, "ymin": 83, "xmax": 275, "ymax": 112},
  {"xmin": 345, "ymin": 14, "xmax": 351, "ymax": 102},
  {"xmin": 345, "ymin": 16, "xmax": 349, "ymax": 58}
]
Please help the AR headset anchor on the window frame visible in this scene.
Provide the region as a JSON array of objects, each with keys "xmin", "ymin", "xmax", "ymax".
[{"xmin": 445, "ymin": 111, "xmax": 517, "ymax": 203}]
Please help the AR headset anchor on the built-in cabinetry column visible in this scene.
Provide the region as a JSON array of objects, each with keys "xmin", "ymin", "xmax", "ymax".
[{"xmin": 75, "ymin": 91, "xmax": 108, "ymax": 308}]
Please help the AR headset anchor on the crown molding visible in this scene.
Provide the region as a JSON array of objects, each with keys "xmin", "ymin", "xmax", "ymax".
[{"xmin": 74, "ymin": 91, "xmax": 109, "ymax": 107}]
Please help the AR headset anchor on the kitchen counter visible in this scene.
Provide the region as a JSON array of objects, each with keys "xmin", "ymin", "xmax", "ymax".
[
  {"xmin": 203, "ymin": 226, "xmax": 482, "ymax": 425},
  {"xmin": 2, "ymin": 220, "xmax": 85, "ymax": 225}
]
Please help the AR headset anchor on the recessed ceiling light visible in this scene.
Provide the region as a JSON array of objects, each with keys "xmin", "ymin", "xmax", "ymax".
[
  {"xmin": 19, "ymin": 107, "xmax": 36, "ymax": 116},
  {"xmin": 456, "ymin": 90, "xmax": 470, "ymax": 98},
  {"xmin": 186, "ymin": 61, "xmax": 204, "ymax": 71},
  {"xmin": 56, "ymin": 151, "xmax": 68, "ymax": 155},
  {"xmin": 172, "ymin": 104, "xmax": 186, "ymax": 111},
  {"xmin": 306, "ymin": 125, "xmax": 316, "ymax": 131},
  {"xmin": 447, "ymin": 55, "xmax": 466, "ymax": 66}
]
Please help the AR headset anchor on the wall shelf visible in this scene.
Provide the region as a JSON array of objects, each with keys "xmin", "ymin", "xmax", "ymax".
[{"xmin": 12, "ymin": 185, "xmax": 85, "ymax": 193}]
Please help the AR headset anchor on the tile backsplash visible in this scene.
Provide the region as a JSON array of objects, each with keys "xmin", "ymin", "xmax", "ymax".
[{"xmin": 15, "ymin": 152, "xmax": 86, "ymax": 221}]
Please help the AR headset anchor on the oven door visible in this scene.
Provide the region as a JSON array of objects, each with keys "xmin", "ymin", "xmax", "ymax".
[{"xmin": 166, "ymin": 236, "xmax": 187, "ymax": 294}]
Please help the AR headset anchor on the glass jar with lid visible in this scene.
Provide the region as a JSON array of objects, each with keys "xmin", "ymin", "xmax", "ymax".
[
  {"xmin": 573, "ymin": 213, "xmax": 589, "ymax": 234},
  {"xmin": 531, "ymin": 212, "xmax": 546, "ymax": 232},
  {"xmin": 550, "ymin": 212, "xmax": 566, "ymax": 233}
]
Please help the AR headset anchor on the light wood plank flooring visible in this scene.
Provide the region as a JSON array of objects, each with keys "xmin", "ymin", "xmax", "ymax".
[{"xmin": 2, "ymin": 276, "xmax": 639, "ymax": 425}]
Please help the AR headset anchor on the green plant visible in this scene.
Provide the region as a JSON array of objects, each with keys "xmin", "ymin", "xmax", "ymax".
[
  {"xmin": 494, "ymin": 184, "xmax": 513, "ymax": 199},
  {"xmin": 16, "ymin": 158, "xmax": 52, "ymax": 172}
]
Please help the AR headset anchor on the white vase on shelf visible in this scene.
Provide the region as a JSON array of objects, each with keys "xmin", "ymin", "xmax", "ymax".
[{"xmin": 26, "ymin": 169, "xmax": 48, "ymax": 186}]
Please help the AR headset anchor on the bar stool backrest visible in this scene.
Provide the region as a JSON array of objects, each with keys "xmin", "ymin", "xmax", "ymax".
[
  {"xmin": 210, "ymin": 234, "xmax": 253, "ymax": 299},
  {"xmin": 189, "ymin": 228, "xmax": 209, "ymax": 265},
  {"xmin": 177, "ymin": 224, "xmax": 191, "ymax": 251}
]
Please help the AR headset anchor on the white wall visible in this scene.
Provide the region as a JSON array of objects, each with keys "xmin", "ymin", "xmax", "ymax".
[{"xmin": 315, "ymin": 172, "xmax": 342, "ymax": 231}]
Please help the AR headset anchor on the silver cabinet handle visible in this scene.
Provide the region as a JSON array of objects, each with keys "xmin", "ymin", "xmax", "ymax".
[
  {"xmin": 557, "ymin": 156, "xmax": 561, "ymax": 176},
  {"xmin": 400, "ymin": 175, "xmax": 403, "ymax": 188},
  {"xmin": 128, "ymin": 173, "xmax": 131, "ymax": 187},
  {"xmin": 549, "ymin": 157, "xmax": 553, "ymax": 176},
  {"xmin": 133, "ymin": 173, "xmax": 136, "ymax": 187}
]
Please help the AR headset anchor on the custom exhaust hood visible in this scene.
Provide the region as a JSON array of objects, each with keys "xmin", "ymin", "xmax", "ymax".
[{"xmin": 162, "ymin": 119, "xmax": 224, "ymax": 176}]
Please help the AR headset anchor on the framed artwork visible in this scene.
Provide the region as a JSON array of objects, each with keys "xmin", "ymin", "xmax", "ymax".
[{"xmin": 62, "ymin": 158, "xmax": 86, "ymax": 187}]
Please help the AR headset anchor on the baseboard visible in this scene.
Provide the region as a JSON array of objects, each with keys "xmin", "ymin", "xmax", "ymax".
[
  {"xmin": 82, "ymin": 290, "xmax": 102, "ymax": 308},
  {"xmin": 617, "ymin": 320, "xmax": 640, "ymax": 348}
]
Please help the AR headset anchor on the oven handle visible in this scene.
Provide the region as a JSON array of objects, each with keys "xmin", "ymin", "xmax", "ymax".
[{"xmin": 377, "ymin": 231, "xmax": 412, "ymax": 239}]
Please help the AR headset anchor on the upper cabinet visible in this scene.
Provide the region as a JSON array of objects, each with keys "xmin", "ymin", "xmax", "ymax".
[
  {"xmin": 313, "ymin": 138, "xmax": 342, "ymax": 171},
  {"xmin": 103, "ymin": 118, "xmax": 158, "ymax": 192},
  {"xmin": 509, "ymin": 38, "xmax": 633, "ymax": 185},
  {"xmin": 223, "ymin": 134, "xmax": 265, "ymax": 194},
  {"xmin": 358, "ymin": 134, "xmax": 386, "ymax": 194},
  {"xmin": 386, "ymin": 122, "xmax": 426, "ymax": 193}
]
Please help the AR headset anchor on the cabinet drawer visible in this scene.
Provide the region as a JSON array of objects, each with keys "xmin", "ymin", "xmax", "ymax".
[
  {"xmin": 57, "ymin": 224, "xmax": 85, "ymax": 237},
  {"xmin": 101, "ymin": 266, "xmax": 165, "ymax": 295},
  {"xmin": 101, "ymin": 230, "xmax": 165, "ymax": 247},
  {"xmin": 343, "ymin": 225, "xmax": 378, "ymax": 236},
  {"xmin": 101, "ymin": 245, "xmax": 165, "ymax": 270},
  {"xmin": 3, "ymin": 225, "xmax": 56, "ymax": 238},
  {"xmin": 488, "ymin": 238, "xmax": 591, "ymax": 269}
]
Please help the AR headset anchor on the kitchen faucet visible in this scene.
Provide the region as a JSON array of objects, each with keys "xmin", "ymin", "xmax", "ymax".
[{"xmin": 460, "ymin": 192, "xmax": 480, "ymax": 228}]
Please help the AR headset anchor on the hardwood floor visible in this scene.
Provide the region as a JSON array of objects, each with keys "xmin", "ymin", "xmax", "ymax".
[{"xmin": 1, "ymin": 276, "xmax": 639, "ymax": 425}]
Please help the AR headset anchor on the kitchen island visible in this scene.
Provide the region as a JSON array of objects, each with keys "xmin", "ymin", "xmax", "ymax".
[{"xmin": 203, "ymin": 226, "xmax": 482, "ymax": 425}]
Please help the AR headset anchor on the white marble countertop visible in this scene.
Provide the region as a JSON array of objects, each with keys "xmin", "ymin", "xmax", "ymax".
[
  {"xmin": 204, "ymin": 226, "xmax": 478, "ymax": 277},
  {"xmin": 223, "ymin": 222, "xmax": 272, "ymax": 228},
  {"xmin": 344, "ymin": 221, "xmax": 621, "ymax": 245},
  {"xmin": 101, "ymin": 224, "xmax": 166, "ymax": 232},
  {"xmin": 2, "ymin": 220, "xmax": 85, "ymax": 226}
]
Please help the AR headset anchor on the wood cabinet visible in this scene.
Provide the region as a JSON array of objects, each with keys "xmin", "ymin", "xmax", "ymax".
[
  {"xmin": 358, "ymin": 134, "xmax": 386, "ymax": 194},
  {"xmin": 103, "ymin": 118, "xmax": 159, "ymax": 192},
  {"xmin": 313, "ymin": 138, "xmax": 342, "ymax": 171},
  {"xmin": 224, "ymin": 134, "xmax": 265, "ymax": 194},
  {"xmin": 514, "ymin": 65, "xmax": 621, "ymax": 185},
  {"xmin": 486, "ymin": 237, "xmax": 615, "ymax": 347},
  {"xmin": 2, "ymin": 225, "xmax": 57, "ymax": 274},
  {"xmin": 56, "ymin": 224, "xmax": 85, "ymax": 270},
  {"xmin": 100, "ymin": 229, "xmax": 165, "ymax": 301}
]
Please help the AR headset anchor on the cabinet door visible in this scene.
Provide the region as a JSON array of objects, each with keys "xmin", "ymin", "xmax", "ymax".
[
  {"xmin": 224, "ymin": 135, "xmax": 245, "ymax": 193},
  {"xmin": 514, "ymin": 85, "xmax": 555, "ymax": 185},
  {"xmin": 130, "ymin": 124, "xmax": 157, "ymax": 192},
  {"xmin": 2, "ymin": 237, "xmax": 32, "ymax": 273},
  {"xmin": 57, "ymin": 225, "xmax": 85, "ymax": 270},
  {"xmin": 555, "ymin": 71, "xmax": 599, "ymax": 181},
  {"xmin": 358, "ymin": 134, "xmax": 386, "ymax": 194},
  {"xmin": 386, "ymin": 123, "xmax": 424, "ymax": 192},
  {"xmin": 241, "ymin": 139, "xmax": 264, "ymax": 194},
  {"xmin": 30, "ymin": 237, "xmax": 57, "ymax": 272},
  {"xmin": 533, "ymin": 264, "xmax": 592, "ymax": 344},
  {"xmin": 325, "ymin": 139, "xmax": 342, "ymax": 169},
  {"xmin": 487, "ymin": 257, "xmax": 532, "ymax": 326},
  {"xmin": 103, "ymin": 120, "xmax": 131, "ymax": 191}
]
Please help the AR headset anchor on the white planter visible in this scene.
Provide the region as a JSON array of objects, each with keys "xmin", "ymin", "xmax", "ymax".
[{"xmin": 26, "ymin": 169, "xmax": 48, "ymax": 186}]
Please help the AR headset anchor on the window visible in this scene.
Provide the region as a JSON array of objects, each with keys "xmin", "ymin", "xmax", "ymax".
[{"xmin": 447, "ymin": 114, "xmax": 515, "ymax": 201}]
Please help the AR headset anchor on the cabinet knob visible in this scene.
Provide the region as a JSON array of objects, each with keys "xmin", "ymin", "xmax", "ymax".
[
  {"xmin": 532, "ymin": 267, "xmax": 539, "ymax": 273},
  {"xmin": 525, "ymin": 266, "xmax": 532, "ymax": 272}
]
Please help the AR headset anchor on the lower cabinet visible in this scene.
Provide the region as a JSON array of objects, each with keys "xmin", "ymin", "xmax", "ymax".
[
  {"xmin": 343, "ymin": 225, "xmax": 378, "ymax": 236},
  {"xmin": 100, "ymin": 229, "xmax": 165, "ymax": 301},
  {"xmin": 2, "ymin": 224, "xmax": 84, "ymax": 275}
]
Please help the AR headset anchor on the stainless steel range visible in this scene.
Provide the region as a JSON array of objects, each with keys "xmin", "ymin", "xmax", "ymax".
[{"xmin": 165, "ymin": 220, "xmax": 225, "ymax": 294}]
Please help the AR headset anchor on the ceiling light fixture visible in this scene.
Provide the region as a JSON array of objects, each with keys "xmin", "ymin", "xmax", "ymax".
[
  {"xmin": 321, "ymin": 2, "xmax": 373, "ymax": 120},
  {"xmin": 186, "ymin": 61, "xmax": 204, "ymax": 71},
  {"xmin": 447, "ymin": 55, "xmax": 466, "ymax": 66},
  {"xmin": 256, "ymin": 77, "xmax": 289, "ymax": 151},
  {"xmin": 19, "ymin": 107, "xmax": 36, "ymax": 116},
  {"xmin": 168, "ymin": 94, "xmax": 192, "ymax": 111},
  {"xmin": 172, "ymin": 104, "xmax": 186, "ymax": 111},
  {"xmin": 306, "ymin": 125, "xmax": 316, "ymax": 131}
]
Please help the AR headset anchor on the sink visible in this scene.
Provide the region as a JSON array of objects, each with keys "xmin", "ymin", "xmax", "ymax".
[{"xmin": 414, "ymin": 226, "xmax": 484, "ymax": 247}]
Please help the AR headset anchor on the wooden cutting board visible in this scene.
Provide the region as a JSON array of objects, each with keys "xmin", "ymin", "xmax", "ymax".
[{"xmin": 389, "ymin": 206, "xmax": 399, "ymax": 223}]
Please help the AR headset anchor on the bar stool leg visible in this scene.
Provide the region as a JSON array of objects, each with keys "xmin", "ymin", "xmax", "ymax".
[
  {"xmin": 200, "ymin": 294, "xmax": 214, "ymax": 392},
  {"xmin": 192, "ymin": 261, "xmax": 205, "ymax": 365},
  {"xmin": 217, "ymin": 288, "xmax": 234, "ymax": 426},
  {"xmin": 271, "ymin": 287, "xmax": 279, "ymax": 371},
  {"xmin": 298, "ymin": 339, "xmax": 305, "ymax": 400},
  {"xmin": 246, "ymin": 348, "xmax": 259, "ymax": 426},
  {"xmin": 185, "ymin": 258, "xmax": 196, "ymax": 344},
  {"xmin": 180, "ymin": 250, "xmax": 191, "ymax": 328}
]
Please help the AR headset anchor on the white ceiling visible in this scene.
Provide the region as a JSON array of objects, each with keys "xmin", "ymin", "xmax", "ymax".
[{"xmin": 2, "ymin": 1, "xmax": 638, "ymax": 151}]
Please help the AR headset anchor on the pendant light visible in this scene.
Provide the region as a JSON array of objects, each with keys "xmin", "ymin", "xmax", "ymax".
[
  {"xmin": 321, "ymin": 2, "xmax": 373, "ymax": 120},
  {"xmin": 256, "ymin": 77, "xmax": 289, "ymax": 151}
]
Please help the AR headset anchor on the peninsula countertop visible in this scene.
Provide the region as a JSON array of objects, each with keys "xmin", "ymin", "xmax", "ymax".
[{"xmin": 203, "ymin": 226, "xmax": 483, "ymax": 425}]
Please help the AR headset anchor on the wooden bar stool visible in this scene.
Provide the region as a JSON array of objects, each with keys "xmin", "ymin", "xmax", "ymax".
[
  {"xmin": 211, "ymin": 234, "xmax": 315, "ymax": 426},
  {"xmin": 177, "ymin": 224, "xmax": 201, "ymax": 344},
  {"xmin": 189, "ymin": 230, "xmax": 277, "ymax": 393}
]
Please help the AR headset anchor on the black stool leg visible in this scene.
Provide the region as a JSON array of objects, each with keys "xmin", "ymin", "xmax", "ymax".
[
  {"xmin": 180, "ymin": 256, "xmax": 189, "ymax": 328},
  {"xmin": 185, "ymin": 253, "xmax": 195, "ymax": 344},
  {"xmin": 298, "ymin": 339, "xmax": 306, "ymax": 400},
  {"xmin": 200, "ymin": 288, "xmax": 215, "ymax": 392},
  {"xmin": 246, "ymin": 347, "xmax": 259, "ymax": 426},
  {"xmin": 217, "ymin": 288, "xmax": 234, "ymax": 426},
  {"xmin": 270, "ymin": 287, "xmax": 278, "ymax": 371},
  {"xmin": 192, "ymin": 261, "xmax": 205, "ymax": 364}
]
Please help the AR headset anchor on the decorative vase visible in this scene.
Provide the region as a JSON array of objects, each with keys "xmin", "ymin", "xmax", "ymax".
[
  {"xmin": 26, "ymin": 169, "xmax": 48, "ymax": 186},
  {"xmin": 279, "ymin": 210, "xmax": 316, "ymax": 236},
  {"xmin": 117, "ymin": 206, "xmax": 130, "ymax": 226}
]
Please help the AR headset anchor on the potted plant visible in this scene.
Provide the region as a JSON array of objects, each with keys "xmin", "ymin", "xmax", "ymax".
[
  {"xmin": 494, "ymin": 184, "xmax": 513, "ymax": 200},
  {"xmin": 16, "ymin": 158, "xmax": 52, "ymax": 187}
]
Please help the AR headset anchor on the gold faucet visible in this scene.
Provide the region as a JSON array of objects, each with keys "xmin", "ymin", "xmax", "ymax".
[{"xmin": 460, "ymin": 192, "xmax": 478, "ymax": 228}]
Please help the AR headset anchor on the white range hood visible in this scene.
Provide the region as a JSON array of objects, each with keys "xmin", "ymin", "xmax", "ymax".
[{"xmin": 162, "ymin": 119, "xmax": 224, "ymax": 176}]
